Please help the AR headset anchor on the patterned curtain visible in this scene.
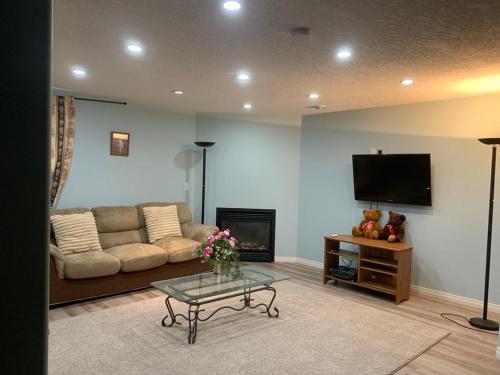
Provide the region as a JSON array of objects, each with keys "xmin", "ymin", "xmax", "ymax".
[{"xmin": 50, "ymin": 96, "xmax": 75, "ymax": 207}]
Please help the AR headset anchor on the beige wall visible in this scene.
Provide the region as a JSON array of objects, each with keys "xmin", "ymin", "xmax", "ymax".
[{"xmin": 304, "ymin": 92, "xmax": 500, "ymax": 138}]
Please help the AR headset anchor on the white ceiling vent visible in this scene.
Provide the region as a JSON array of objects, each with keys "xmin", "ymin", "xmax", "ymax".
[
  {"xmin": 306, "ymin": 104, "xmax": 327, "ymax": 110},
  {"xmin": 290, "ymin": 26, "xmax": 310, "ymax": 38}
]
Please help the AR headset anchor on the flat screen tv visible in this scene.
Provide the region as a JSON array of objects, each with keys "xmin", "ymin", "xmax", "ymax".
[{"xmin": 352, "ymin": 154, "xmax": 432, "ymax": 206}]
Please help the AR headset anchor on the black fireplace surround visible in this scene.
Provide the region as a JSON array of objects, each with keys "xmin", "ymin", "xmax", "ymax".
[{"xmin": 216, "ymin": 208, "xmax": 276, "ymax": 262}]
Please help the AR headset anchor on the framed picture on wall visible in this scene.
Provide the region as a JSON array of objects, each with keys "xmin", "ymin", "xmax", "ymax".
[{"xmin": 110, "ymin": 131, "xmax": 130, "ymax": 157}]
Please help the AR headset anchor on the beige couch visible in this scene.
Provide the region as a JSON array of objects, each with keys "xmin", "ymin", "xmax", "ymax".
[{"xmin": 50, "ymin": 202, "xmax": 216, "ymax": 305}]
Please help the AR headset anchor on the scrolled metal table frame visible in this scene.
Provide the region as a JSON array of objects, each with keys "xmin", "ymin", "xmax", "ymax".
[{"xmin": 161, "ymin": 284, "xmax": 279, "ymax": 344}]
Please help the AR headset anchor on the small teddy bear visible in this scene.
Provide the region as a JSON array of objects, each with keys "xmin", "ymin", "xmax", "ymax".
[
  {"xmin": 380, "ymin": 211, "xmax": 406, "ymax": 242},
  {"xmin": 352, "ymin": 209, "xmax": 382, "ymax": 239}
]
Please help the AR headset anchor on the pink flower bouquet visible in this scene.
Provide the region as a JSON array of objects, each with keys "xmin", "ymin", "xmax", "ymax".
[{"xmin": 194, "ymin": 228, "xmax": 241, "ymax": 276}]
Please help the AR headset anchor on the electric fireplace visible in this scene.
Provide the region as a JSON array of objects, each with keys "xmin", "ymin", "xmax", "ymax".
[{"xmin": 216, "ymin": 208, "xmax": 276, "ymax": 262}]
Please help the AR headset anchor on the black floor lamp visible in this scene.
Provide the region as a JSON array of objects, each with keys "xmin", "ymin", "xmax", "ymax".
[
  {"xmin": 194, "ymin": 141, "xmax": 215, "ymax": 224},
  {"xmin": 469, "ymin": 138, "xmax": 499, "ymax": 331}
]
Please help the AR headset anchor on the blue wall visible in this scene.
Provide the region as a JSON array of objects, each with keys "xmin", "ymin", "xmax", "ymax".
[
  {"xmin": 195, "ymin": 115, "xmax": 301, "ymax": 257},
  {"xmin": 299, "ymin": 112, "xmax": 500, "ymax": 303},
  {"xmin": 58, "ymin": 99, "xmax": 198, "ymax": 209},
  {"xmin": 57, "ymin": 90, "xmax": 500, "ymax": 303}
]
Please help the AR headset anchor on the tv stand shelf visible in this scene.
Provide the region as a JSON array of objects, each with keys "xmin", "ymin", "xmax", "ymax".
[{"xmin": 323, "ymin": 235, "xmax": 412, "ymax": 304}]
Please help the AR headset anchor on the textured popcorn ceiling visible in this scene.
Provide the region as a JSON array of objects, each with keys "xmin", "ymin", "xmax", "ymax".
[{"xmin": 53, "ymin": 0, "xmax": 500, "ymax": 125}]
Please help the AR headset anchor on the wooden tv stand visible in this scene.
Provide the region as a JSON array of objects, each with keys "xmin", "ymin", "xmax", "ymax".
[{"xmin": 323, "ymin": 235, "xmax": 412, "ymax": 304}]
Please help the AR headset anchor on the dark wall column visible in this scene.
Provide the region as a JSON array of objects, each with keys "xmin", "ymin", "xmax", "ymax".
[{"xmin": 1, "ymin": 1, "xmax": 51, "ymax": 374}]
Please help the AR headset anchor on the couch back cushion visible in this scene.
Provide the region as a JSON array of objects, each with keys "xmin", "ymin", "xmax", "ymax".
[
  {"xmin": 136, "ymin": 202, "xmax": 192, "ymax": 227},
  {"xmin": 91, "ymin": 206, "xmax": 142, "ymax": 249},
  {"xmin": 50, "ymin": 203, "xmax": 192, "ymax": 250},
  {"xmin": 98, "ymin": 230, "xmax": 144, "ymax": 250},
  {"xmin": 92, "ymin": 206, "xmax": 140, "ymax": 233}
]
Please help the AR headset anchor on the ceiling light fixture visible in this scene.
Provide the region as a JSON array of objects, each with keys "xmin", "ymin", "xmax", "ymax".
[
  {"xmin": 308, "ymin": 93, "xmax": 319, "ymax": 100},
  {"xmin": 237, "ymin": 73, "xmax": 250, "ymax": 81},
  {"xmin": 223, "ymin": 1, "xmax": 241, "ymax": 11},
  {"xmin": 126, "ymin": 43, "xmax": 143, "ymax": 54},
  {"xmin": 400, "ymin": 79, "xmax": 414, "ymax": 86},
  {"xmin": 172, "ymin": 90, "xmax": 184, "ymax": 95},
  {"xmin": 243, "ymin": 103, "xmax": 252, "ymax": 110},
  {"xmin": 336, "ymin": 49, "xmax": 352, "ymax": 59},
  {"xmin": 71, "ymin": 67, "xmax": 87, "ymax": 78}
]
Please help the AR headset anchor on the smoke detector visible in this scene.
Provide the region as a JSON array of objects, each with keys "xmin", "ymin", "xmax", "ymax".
[
  {"xmin": 290, "ymin": 26, "xmax": 310, "ymax": 38},
  {"xmin": 306, "ymin": 104, "xmax": 327, "ymax": 110}
]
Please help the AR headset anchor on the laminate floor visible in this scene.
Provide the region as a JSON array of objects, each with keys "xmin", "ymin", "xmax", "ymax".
[{"xmin": 49, "ymin": 262, "xmax": 500, "ymax": 375}]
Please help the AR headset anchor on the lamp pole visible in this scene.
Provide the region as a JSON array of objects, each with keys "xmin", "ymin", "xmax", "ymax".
[
  {"xmin": 470, "ymin": 138, "xmax": 499, "ymax": 331},
  {"xmin": 194, "ymin": 142, "xmax": 215, "ymax": 224}
]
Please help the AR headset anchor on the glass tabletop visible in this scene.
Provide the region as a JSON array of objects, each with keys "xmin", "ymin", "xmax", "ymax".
[{"xmin": 151, "ymin": 266, "xmax": 289, "ymax": 302}]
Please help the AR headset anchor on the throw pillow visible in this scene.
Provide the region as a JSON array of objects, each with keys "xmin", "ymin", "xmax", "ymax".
[
  {"xmin": 50, "ymin": 212, "xmax": 103, "ymax": 255},
  {"xmin": 143, "ymin": 205, "xmax": 182, "ymax": 243}
]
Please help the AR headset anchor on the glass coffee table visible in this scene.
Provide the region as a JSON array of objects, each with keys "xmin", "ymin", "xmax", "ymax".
[{"xmin": 151, "ymin": 266, "xmax": 289, "ymax": 344}]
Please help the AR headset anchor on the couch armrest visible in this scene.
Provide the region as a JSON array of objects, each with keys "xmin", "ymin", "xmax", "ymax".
[
  {"xmin": 50, "ymin": 244, "xmax": 65, "ymax": 279},
  {"xmin": 181, "ymin": 223, "xmax": 217, "ymax": 242}
]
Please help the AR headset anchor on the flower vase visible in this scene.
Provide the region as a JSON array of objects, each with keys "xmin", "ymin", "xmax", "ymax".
[{"xmin": 213, "ymin": 263, "xmax": 222, "ymax": 275}]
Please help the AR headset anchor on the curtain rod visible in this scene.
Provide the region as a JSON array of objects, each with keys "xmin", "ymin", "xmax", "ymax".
[{"xmin": 75, "ymin": 97, "xmax": 127, "ymax": 105}]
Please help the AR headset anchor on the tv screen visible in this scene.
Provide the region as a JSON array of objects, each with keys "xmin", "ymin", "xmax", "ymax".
[{"xmin": 352, "ymin": 154, "xmax": 432, "ymax": 206}]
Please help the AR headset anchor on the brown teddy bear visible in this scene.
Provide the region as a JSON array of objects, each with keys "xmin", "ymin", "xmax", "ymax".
[
  {"xmin": 380, "ymin": 211, "xmax": 406, "ymax": 242},
  {"xmin": 352, "ymin": 209, "xmax": 382, "ymax": 239}
]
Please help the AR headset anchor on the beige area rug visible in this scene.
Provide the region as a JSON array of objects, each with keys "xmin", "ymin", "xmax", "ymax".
[{"xmin": 49, "ymin": 280, "xmax": 450, "ymax": 375}]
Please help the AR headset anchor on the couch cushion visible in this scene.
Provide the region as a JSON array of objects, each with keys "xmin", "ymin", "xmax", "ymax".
[
  {"xmin": 137, "ymin": 202, "xmax": 192, "ymax": 227},
  {"xmin": 143, "ymin": 205, "xmax": 182, "ymax": 243},
  {"xmin": 92, "ymin": 206, "xmax": 140, "ymax": 233},
  {"xmin": 105, "ymin": 243, "xmax": 168, "ymax": 272},
  {"xmin": 50, "ymin": 212, "xmax": 102, "ymax": 255},
  {"xmin": 98, "ymin": 230, "xmax": 143, "ymax": 250},
  {"xmin": 64, "ymin": 251, "xmax": 121, "ymax": 280},
  {"xmin": 49, "ymin": 207, "xmax": 89, "ymax": 239},
  {"xmin": 155, "ymin": 237, "xmax": 198, "ymax": 263}
]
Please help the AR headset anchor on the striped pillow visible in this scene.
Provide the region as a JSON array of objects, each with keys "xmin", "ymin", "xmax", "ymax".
[
  {"xmin": 143, "ymin": 205, "xmax": 182, "ymax": 243},
  {"xmin": 50, "ymin": 212, "xmax": 102, "ymax": 255}
]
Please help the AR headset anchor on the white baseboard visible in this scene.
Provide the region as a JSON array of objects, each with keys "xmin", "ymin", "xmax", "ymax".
[
  {"xmin": 274, "ymin": 256, "xmax": 299, "ymax": 263},
  {"xmin": 275, "ymin": 256, "xmax": 323, "ymax": 269},
  {"xmin": 410, "ymin": 284, "xmax": 500, "ymax": 314},
  {"xmin": 275, "ymin": 256, "xmax": 500, "ymax": 313}
]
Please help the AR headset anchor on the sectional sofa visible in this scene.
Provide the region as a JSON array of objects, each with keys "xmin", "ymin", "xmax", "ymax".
[{"xmin": 49, "ymin": 202, "xmax": 216, "ymax": 305}]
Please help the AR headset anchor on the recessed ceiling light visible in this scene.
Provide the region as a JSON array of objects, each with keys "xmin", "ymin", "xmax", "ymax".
[
  {"xmin": 126, "ymin": 43, "xmax": 143, "ymax": 54},
  {"xmin": 243, "ymin": 103, "xmax": 252, "ymax": 110},
  {"xmin": 172, "ymin": 90, "xmax": 184, "ymax": 95},
  {"xmin": 223, "ymin": 1, "xmax": 241, "ymax": 11},
  {"xmin": 336, "ymin": 49, "xmax": 352, "ymax": 59},
  {"xmin": 400, "ymin": 79, "xmax": 414, "ymax": 86},
  {"xmin": 71, "ymin": 67, "xmax": 87, "ymax": 78},
  {"xmin": 308, "ymin": 93, "xmax": 320, "ymax": 100},
  {"xmin": 237, "ymin": 73, "xmax": 250, "ymax": 81}
]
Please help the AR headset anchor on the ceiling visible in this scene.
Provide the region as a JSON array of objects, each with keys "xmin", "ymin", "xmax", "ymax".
[{"xmin": 53, "ymin": 0, "xmax": 500, "ymax": 126}]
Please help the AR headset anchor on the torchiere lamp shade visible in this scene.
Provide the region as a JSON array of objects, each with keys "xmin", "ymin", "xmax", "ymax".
[
  {"xmin": 479, "ymin": 138, "xmax": 500, "ymax": 145},
  {"xmin": 194, "ymin": 141, "xmax": 215, "ymax": 148}
]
